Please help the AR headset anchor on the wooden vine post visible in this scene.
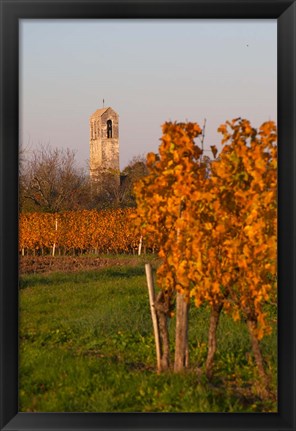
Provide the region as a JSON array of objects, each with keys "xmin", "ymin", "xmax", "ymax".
[
  {"xmin": 145, "ymin": 263, "xmax": 161, "ymax": 373},
  {"xmin": 52, "ymin": 217, "xmax": 58, "ymax": 257},
  {"xmin": 138, "ymin": 236, "xmax": 143, "ymax": 256}
]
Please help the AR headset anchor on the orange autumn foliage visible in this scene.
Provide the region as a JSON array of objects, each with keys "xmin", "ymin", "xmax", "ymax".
[
  {"xmin": 19, "ymin": 209, "xmax": 142, "ymax": 254},
  {"xmin": 133, "ymin": 119, "xmax": 277, "ymax": 340}
]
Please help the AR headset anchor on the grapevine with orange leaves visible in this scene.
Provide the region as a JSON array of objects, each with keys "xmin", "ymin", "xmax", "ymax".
[
  {"xmin": 133, "ymin": 119, "xmax": 277, "ymax": 378},
  {"xmin": 19, "ymin": 209, "xmax": 143, "ymax": 255}
]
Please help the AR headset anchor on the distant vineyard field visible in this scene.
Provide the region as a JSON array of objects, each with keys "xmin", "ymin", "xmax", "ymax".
[{"xmin": 19, "ymin": 209, "xmax": 149, "ymax": 256}]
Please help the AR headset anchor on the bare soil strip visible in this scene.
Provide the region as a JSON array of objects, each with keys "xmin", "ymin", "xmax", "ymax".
[{"xmin": 19, "ymin": 255, "xmax": 149, "ymax": 275}]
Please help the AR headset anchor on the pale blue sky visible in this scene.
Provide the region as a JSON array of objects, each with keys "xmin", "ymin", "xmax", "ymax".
[{"xmin": 20, "ymin": 20, "xmax": 277, "ymax": 170}]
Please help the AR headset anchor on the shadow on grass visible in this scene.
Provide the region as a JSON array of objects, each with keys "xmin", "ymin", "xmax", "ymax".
[
  {"xmin": 102, "ymin": 265, "xmax": 145, "ymax": 279},
  {"xmin": 19, "ymin": 273, "xmax": 74, "ymax": 289},
  {"xmin": 19, "ymin": 264, "xmax": 146, "ymax": 290},
  {"xmin": 19, "ymin": 276, "xmax": 64, "ymax": 290},
  {"xmin": 204, "ymin": 372, "xmax": 277, "ymax": 412}
]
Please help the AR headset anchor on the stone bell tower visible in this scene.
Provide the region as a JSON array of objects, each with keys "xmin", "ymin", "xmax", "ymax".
[{"xmin": 89, "ymin": 106, "xmax": 119, "ymax": 182}]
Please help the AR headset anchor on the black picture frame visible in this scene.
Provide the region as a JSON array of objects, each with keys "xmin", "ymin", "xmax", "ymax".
[{"xmin": 0, "ymin": 0, "xmax": 295, "ymax": 430}]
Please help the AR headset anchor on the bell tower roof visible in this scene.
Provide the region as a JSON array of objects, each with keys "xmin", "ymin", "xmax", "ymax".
[{"xmin": 90, "ymin": 107, "xmax": 119, "ymax": 120}]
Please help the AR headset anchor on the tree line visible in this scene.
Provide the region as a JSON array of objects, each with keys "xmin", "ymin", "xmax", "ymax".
[{"xmin": 19, "ymin": 145, "xmax": 148, "ymax": 213}]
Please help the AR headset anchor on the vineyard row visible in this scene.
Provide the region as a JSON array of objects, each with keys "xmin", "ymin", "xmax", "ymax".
[{"xmin": 19, "ymin": 209, "xmax": 148, "ymax": 255}]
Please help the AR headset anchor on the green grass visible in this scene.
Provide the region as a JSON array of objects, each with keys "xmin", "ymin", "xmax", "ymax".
[{"xmin": 19, "ymin": 259, "xmax": 277, "ymax": 412}]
